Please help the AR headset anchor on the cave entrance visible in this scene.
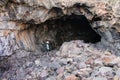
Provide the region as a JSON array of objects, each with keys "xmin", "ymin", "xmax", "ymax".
[{"xmin": 36, "ymin": 14, "xmax": 101, "ymax": 51}]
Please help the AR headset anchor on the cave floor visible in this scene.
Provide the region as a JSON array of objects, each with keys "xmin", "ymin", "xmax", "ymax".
[{"xmin": 0, "ymin": 40, "xmax": 120, "ymax": 80}]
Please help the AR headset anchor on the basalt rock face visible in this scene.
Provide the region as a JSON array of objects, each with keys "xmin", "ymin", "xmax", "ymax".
[{"xmin": 0, "ymin": 0, "xmax": 120, "ymax": 56}]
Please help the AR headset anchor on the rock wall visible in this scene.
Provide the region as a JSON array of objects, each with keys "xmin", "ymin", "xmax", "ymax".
[{"xmin": 0, "ymin": 0, "xmax": 120, "ymax": 56}]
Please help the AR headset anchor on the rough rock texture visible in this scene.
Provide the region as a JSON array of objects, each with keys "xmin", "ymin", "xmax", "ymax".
[
  {"xmin": 0, "ymin": 40, "xmax": 120, "ymax": 80},
  {"xmin": 0, "ymin": 0, "xmax": 120, "ymax": 56},
  {"xmin": 1, "ymin": 0, "xmax": 120, "ymax": 80}
]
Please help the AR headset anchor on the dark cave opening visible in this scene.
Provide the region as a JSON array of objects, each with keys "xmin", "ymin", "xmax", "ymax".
[
  {"xmin": 56, "ymin": 15, "xmax": 101, "ymax": 44},
  {"xmin": 35, "ymin": 14, "xmax": 101, "ymax": 51}
]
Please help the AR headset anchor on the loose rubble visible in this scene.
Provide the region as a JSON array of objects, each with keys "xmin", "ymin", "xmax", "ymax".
[{"xmin": 0, "ymin": 40, "xmax": 120, "ymax": 80}]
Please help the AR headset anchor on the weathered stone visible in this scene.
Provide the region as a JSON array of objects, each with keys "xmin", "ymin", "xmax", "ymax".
[
  {"xmin": 40, "ymin": 70, "xmax": 48, "ymax": 78},
  {"xmin": 102, "ymin": 57, "xmax": 113, "ymax": 64},
  {"xmin": 56, "ymin": 67, "xmax": 64, "ymax": 74},
  {"xmin": 59, "ymin": 41, "xmax": 83, "ymax": 57},
  {"xmin": 16, "ymin": 68, "xmax": 26, "ymax": 80},
  {"xmin": 113, "ymin": 75, "xmax": 119, "ymax": 80},
  {"xmin": 104, "ymin": 51, "xmax": 112, "ymax": 56},
  {"xmin": 16, "ymin": 50, "xmax": 30, "ymax": 58},
  {"xmin": 77, "ymin": 62, "xmax": 87, "ymax": 69},
  {"xmin": 0, "ymin": 0, "xmax": 120, "ymax": 56},
  {"xmin": 50, "ymin": 61, "xmax": 61, "ymax": 70},
  {"xmin": 116, "ymin": 68, "xmax": 120, "ymax": 78},
  {"xmin": 25, "ymin": 75, "xmax": 32, "ymax": 80},
  {"xmin": 2, "ymin": 78, "xmax": 7, "ymax": 80},
  {"xmin": 102, "ymin": 55, "xmax": 118, "ymax": 67},
  {"xmin": 65, "ymin": 75, "xmax": 79, "ymax": 80},
  {"xmin": 25, "ymin": 61, "xmax": 33, "ymax": 68},
  {"xmin": 59, "ymin": 59, "xmax": 68, "ymax": 65},
  {"xmin": 94, "ymin": 59, "xmax": 103, "ymax": 66},
  {"xmin": 34, "ymin": 59, "xmax": 41, "ymax": 66},
  {"xmin": 57, "ymin": 73, "xmax": 64, "ymax": 80},
  {"xmin": 78, "ymin": 68, "xmax": 92, "ymax": 77},
  {"xmin": 93, "ymin": 77, "xmax": 107, "ymax": 80},
  {"xmin": 85, "ymin": 57, "xmax": 94, "ymax": 65},
  {"xmin": 98, "ymin": 67, "xmax": 113, "ymax": 76},
  {"xmin": 1, "ymin": 40, "xmax": 120, "ymax": 79},
  {"xmin": 0, "ymin": 0, "xmax": 120, "ymax": 79},
  {"xmin": 46, "ymin": 76, "xmax": 56, "ymax": 80}
]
